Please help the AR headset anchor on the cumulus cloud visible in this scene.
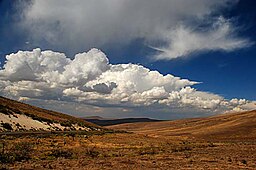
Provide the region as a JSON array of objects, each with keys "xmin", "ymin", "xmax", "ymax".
[
  {"xmin": 0, "ymin": 48, "xmax": 254, "ymax": 118},
  {"xmin": 16, "ymin": 0, "xmax": 252, "ymax": 59}
]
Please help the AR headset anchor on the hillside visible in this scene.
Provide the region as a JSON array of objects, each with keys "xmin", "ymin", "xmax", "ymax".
[
  {"xmin": 1, "ymin": 97, "xmax": 256, "ymax": 169},
  {"xmin": 107, "ymin": 110, "xmax": 256, "ymax": 140},
  {"xmin": 0, "ymin": 96, "xmax": 100, "ymax": 132}
]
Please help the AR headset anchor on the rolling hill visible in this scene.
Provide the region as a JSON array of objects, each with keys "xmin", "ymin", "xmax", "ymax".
[
  {"xmin": 0, "ymin": 96, "xmax": 100, "ymax": 132},
  {"xmin": 107, "ymin": 110, "xmax": 256, "ymax": 140},
  {"xmin": 1, "ymin": 96, "xmax": 256, "ymax": 169}
]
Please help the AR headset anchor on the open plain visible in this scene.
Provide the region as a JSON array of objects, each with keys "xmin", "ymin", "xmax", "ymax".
[{"xmin": 1, "ymin": 110, "xmax": 256, "ymax": 169}]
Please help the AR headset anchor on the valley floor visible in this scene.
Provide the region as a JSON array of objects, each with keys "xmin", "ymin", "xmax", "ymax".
[{"xmin": 1, "ymin": 132, "xmax": 255, "ymax": 170}]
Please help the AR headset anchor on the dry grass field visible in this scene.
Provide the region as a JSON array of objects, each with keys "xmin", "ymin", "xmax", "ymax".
[
  {"xmin": 108, "ymin": 110, "xmax": 256, "ymax": 141},
  {"xmin": 1, "ymin": 132, "xmax": 255, "ymax": 169},
  {"xmin": 0, "ymin": 110, "xmax": 255, "ymax": 169}
]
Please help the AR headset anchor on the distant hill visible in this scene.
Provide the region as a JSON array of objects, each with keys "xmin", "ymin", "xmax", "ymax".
[
  {"xmin": 84, "ymin": 117, "xmax": 162, "ymax": 126},
  {"xmin": 0, "ymin": 96, "xmax": 100, "ymax": 132},
  {"xmin": 107, "ymin": 110, "xmax": 256, "ymax": 140},
  {"xmin": 84, "ymin": 116, "xmax": 105, "ymax": 120}
]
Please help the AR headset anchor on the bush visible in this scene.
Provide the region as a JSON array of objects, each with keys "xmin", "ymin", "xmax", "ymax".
[
  {"xmin": 208, "ymin": 142, "xmax": 216, "ymax": 147},
  {"xmin": 172, "ymin": 146, "xmax": 192, "ymax": 152},
  {"xmin": 1, "ymin": 123, "xmax": 13, "ymax": 131},
  {"xmin": 77, "ymin": 122, "xmax": 84, "ymax": 127},
  {"xmin": 48, "ymin": 149, "xmax": 73, "ymax": 159},
  {"xmin": 0, "ymin": 142, "xmax": 33, "ymax": 163},
  {"xmin": 11, "ymin": 142, "xmax": 33, "ymax": 161},
  {"xmin": 241, "ymin": 159, "xmax": 247, "ymax": 164},
  {"xmin": 85, "ymin": 147, "xmax": 100, "ymax": 158},
  {"xmin": 60, "ymin": 121, "xmax": 73, "ymax": 127},
  {"xmin": 137, "ymin": 147, "xmax": 160, "ymax": 155},
  {"xmin": 0, "ymin": 105, "xmax": 11, "ymax": 115}
]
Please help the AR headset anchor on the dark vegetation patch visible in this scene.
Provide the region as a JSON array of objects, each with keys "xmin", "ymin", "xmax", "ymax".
[
  {"xmin": 85, "ymin": 146, "xmax": 101, "ymax": 158},
  {"xmin": 0, "ymin": 142, "xmax": 33, "ymax": 163},
  {"xmin": 23, "ymin": 112, "xmax": 53, "ymax": 124},
  {"xmin": 60, "ymin": 121, "xmax": 73, "ymax": 127},
  {"xmin": 0, "ymin": 105, "xmax": 12, "ymax": 115},
  {"xmin": 47, "ymin": 149, "xmax": 73, "ymax": 159},
  {"xmin": 172, "ymin": 146, "xmax": 192, "ymax": 152},
  {"xmin": 1, "ymin": 123, "xmax": 13, "ymax": 131},
  {"xmin": 0, "ymin": 104, "xmax": 22, "ymax": 115}
]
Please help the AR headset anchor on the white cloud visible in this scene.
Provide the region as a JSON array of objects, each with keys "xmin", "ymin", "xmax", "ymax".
[
  {"xmin": 16, "ymin": 0, "xmax": 252, "ymax": 59},
  {"xmin": 152, "ymin": 17, "xmax": 253, "ymax": 60},
  {"xmin": 0, "ymin": 48, "xmax": 254, "ymax": 118}
]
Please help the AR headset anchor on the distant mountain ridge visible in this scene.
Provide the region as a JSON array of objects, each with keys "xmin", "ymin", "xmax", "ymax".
[
  {"xmin": 0, "ymin": 96, "xmax": 100, "ymax": 132},
  {"xmin": 84, "ymin": 117, "xmax": 162, "ymax": 126},
  {"xmin": 84, "ymin": 116, "xmax": 105, "ymax": 120}
]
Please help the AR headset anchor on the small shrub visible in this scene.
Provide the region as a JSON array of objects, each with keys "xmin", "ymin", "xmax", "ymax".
[
  {"xmin": 11, "ymin": 142, "xmax": 33, "ymax": 161},
  {"xmin": 172, "ymin": 146, "xmax": 192, "ymax": 152},
  {"xmin": 15, "ymin": 123, "xmax": 21, "ymax": 127},
  {"xmin": 77, "ymin": 122, "xmax": 86, "ymax": 127},
  {"xmin": 241, "ymin": 159, "xmax": 247, "ymax": 164},
  {"xmin": 1, "ymin": 123, "xmax": 13, "ymax": 131},
  {"xmin": 0, "ymin": 153, "xmax": 10, "ymax": 163},
  {"xmin": 0, "ymin": 105, "xmax": 11, "ymax": 115},
  {"xmin": 68, "ymin": 133, "xmax": 76, "ymax": 140},
  {"xmin": 208, "ymin": 142, "xmax": 216, "ymax": 147},
  {"xmin": 12, "ymin": 109, "xmax": 22, "ymax": 115},
  {"xmin": 12, "ymin": 114, "xmax": 18, "ymax": 118},
  {"xmin": 0, "ymin": 142, "xmax": 33, "ymax": 163},
  {"xmin": 48, "ymin": 149, "xmax": 73, "ymax": 159},
  {"xmin": 85, "ymin": 147, "xmax": 100, "ymax": 158},
  {"xmin": 228, "ymin": 157, "xmax": 232, "ymax": 162},
  {"xmin": 60, "ymin": 121, "xmax": 73, "ymax": 127}
]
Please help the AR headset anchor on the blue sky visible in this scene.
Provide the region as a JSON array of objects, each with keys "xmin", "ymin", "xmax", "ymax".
[{"xmin": 0, "ymin": 0, "xmax": 255, "ymax": 119}]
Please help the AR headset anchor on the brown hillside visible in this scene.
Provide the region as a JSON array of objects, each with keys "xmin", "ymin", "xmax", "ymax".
[
  {"xmin": 0, "ymin": 96, "xmax": 98, "ymax": 128},
  {"xmin": 107, "ymin": 110, "xmax": 256, "ymax": 140}
]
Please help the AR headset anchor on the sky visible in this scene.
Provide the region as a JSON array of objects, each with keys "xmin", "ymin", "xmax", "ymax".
[{"xmin": 0, "ymin": 0, "xmax": 255, "ymax": 119}]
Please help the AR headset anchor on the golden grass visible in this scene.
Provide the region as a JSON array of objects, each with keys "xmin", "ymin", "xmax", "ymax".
[
  {"xmin": 1, "ymin": 132, "xmax": 256, "ymax": 169},
  {"xmin": 107, "ymin": 110, "xmax": 256, "ymax": 141},
  {"xmin": 1, "ymin": 96, "xmax": 255, "ymax": 169}
]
